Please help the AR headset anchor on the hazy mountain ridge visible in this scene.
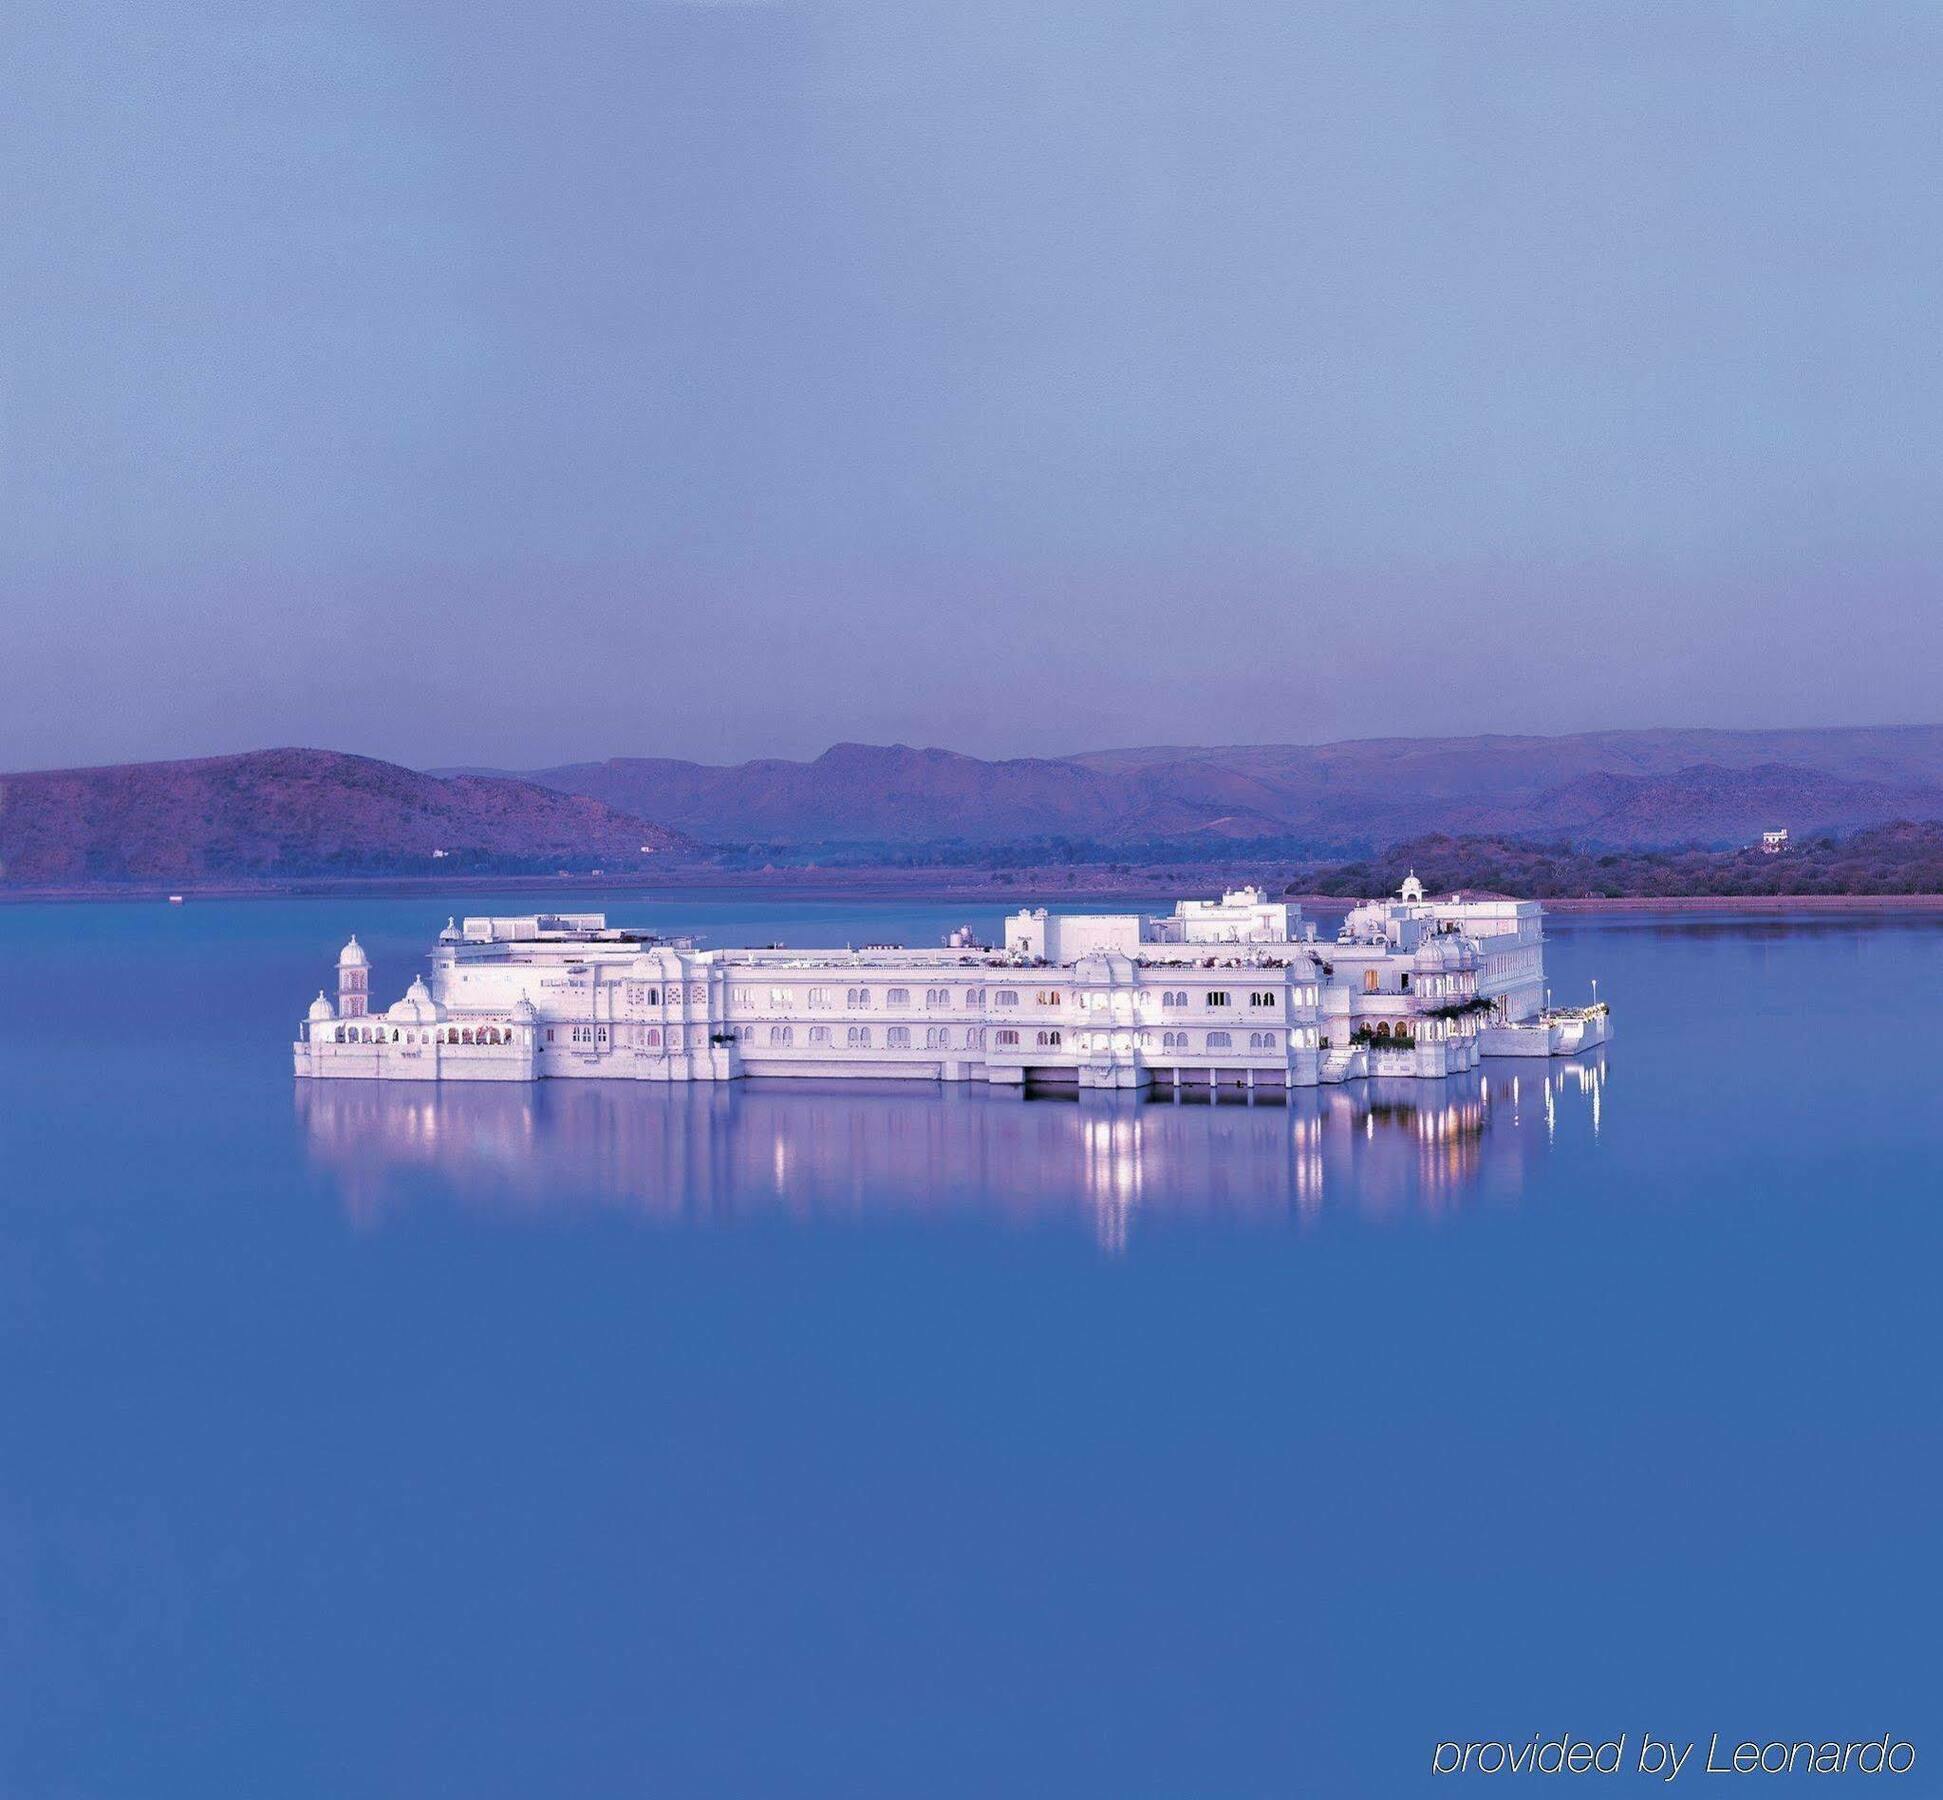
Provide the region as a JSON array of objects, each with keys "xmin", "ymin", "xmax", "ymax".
[
  {"xmin": 8, "ymin": 729, "xmax": 1941, "ymax": 888},
  {"xmin": 470, "ymin": 727, "xmax": 1943, "ymax": 850},
  {"xmin": 0, "ymin": 749, "xmax": 691, "ymax": 883}
]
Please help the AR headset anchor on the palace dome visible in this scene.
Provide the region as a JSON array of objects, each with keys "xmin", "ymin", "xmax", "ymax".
[
  {"xmin": 386, "ymin": 976, "xmax": 441, "ymax": 1025},
  {"xmin": 307, "ymin": 991, "xmax": 335, "ymax": 1022},
  {"xmin": 337, "ymin": 936, "xmax": 369, "ymax": 968}
]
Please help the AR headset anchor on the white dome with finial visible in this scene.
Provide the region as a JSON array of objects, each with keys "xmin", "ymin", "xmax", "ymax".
[
  {"xmin": 337, "ymin": 935, "xmax": 369, "ymax": 968},
  {"xmin": 307, "ymin": 991, "xmax": 335, "ymax": 1022},
  {"xmin": 386, "ymin": 975, "xmax": 442, "ymax": 1024}
]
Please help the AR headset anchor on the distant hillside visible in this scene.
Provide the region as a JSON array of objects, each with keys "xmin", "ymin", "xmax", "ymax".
[
  {"xmin": 462, "ymin": 726, "xmax": 1943, "ymax": 851},
  {"xmin": 1300, "ymin": 820, "xmax": 1943, "ymax": 900},
  {"xmin": 0, "ymin": 749, "xmax": 691, "ymax": 884}
]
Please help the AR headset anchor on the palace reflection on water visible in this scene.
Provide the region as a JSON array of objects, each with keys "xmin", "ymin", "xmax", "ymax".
[{"xmin": 299, "ymin": 1057, "xmax": 1608, "ymax": 1251}]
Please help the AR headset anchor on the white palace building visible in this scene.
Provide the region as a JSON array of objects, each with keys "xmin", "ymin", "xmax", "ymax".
[{"xmin": 293, "ymin": 882, "xmax": 1609, "ymax": 1092}]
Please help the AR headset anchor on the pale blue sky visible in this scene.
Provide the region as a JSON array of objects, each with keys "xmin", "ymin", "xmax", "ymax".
[{"xmin": 3, "ymin": 0, "xmax": 1939, "ymax": 769}]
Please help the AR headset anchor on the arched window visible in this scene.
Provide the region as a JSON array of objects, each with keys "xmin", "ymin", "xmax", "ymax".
[
  {"xmin": 846, "ymin": 1026, "xmax": 870, "ymax": 1048},
  {"xmin": 1374, "ymin": 1021, "xmax": 1391, "ymax": 1039},
  {"xmin": 645, "ymin": 1027, "xmax": 661, "ymax": 1047},
  {"xmin": 887, "ymin": 1026, "xmax": 910, "ymax": 1048},
  {"xmin": 770, "ymin": 1025, "xmax": 791, "ymax": 1046},
  {"xmin": 1036, "ymin": 1029, "xmax": 1061, "ymax": 1047},
  {"xmin": 1250, "ymin": 991, "xmax": 1276, "ymax": 1008},
  {"xmin": 887, "ymin": 988, "xmax": 910, "ymax": 1007},
  {"xmin": 1207, "ymin": 1030, "xmax": 1232, "ymax": 1048},
  {"xmin": 925, "ymin": 988, "xmax": 947, "ymax": 1008},
  {"xmin": 810, "ymin": 1026, "xmax": 831, "ymax": 1045},
  {"xmin": 994, "ymin": 990, "xmax": 1019, "ymax": 1008},
  {"xmin": 995, "ymin": 1028, "xmax": 1019, "ymax": 1047},
  {"xmin": 926, "ymin": 1026, "xmax": 949, "ymax": 1049}
]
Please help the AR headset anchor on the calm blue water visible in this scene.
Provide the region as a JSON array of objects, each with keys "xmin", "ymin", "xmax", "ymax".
[{"xmin": 2, "ymin": 891, "xmax": 1938, "ymax": 1796}]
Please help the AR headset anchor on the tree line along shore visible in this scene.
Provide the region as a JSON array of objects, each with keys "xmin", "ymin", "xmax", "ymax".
[{"xmin": 5, "ymin": 821, "xmax": 1942, "ymax": 905}]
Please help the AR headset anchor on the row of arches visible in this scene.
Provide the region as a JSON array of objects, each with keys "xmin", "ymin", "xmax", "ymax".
[{"xmin": 329, "ymin": 1024, "xmax": 515, "ymax": 1047}]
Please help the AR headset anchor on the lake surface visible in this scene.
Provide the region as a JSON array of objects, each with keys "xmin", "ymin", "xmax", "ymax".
[{"xmin": 2, "ymin": 892, "xmax": 1938, "ymax": 1796}]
